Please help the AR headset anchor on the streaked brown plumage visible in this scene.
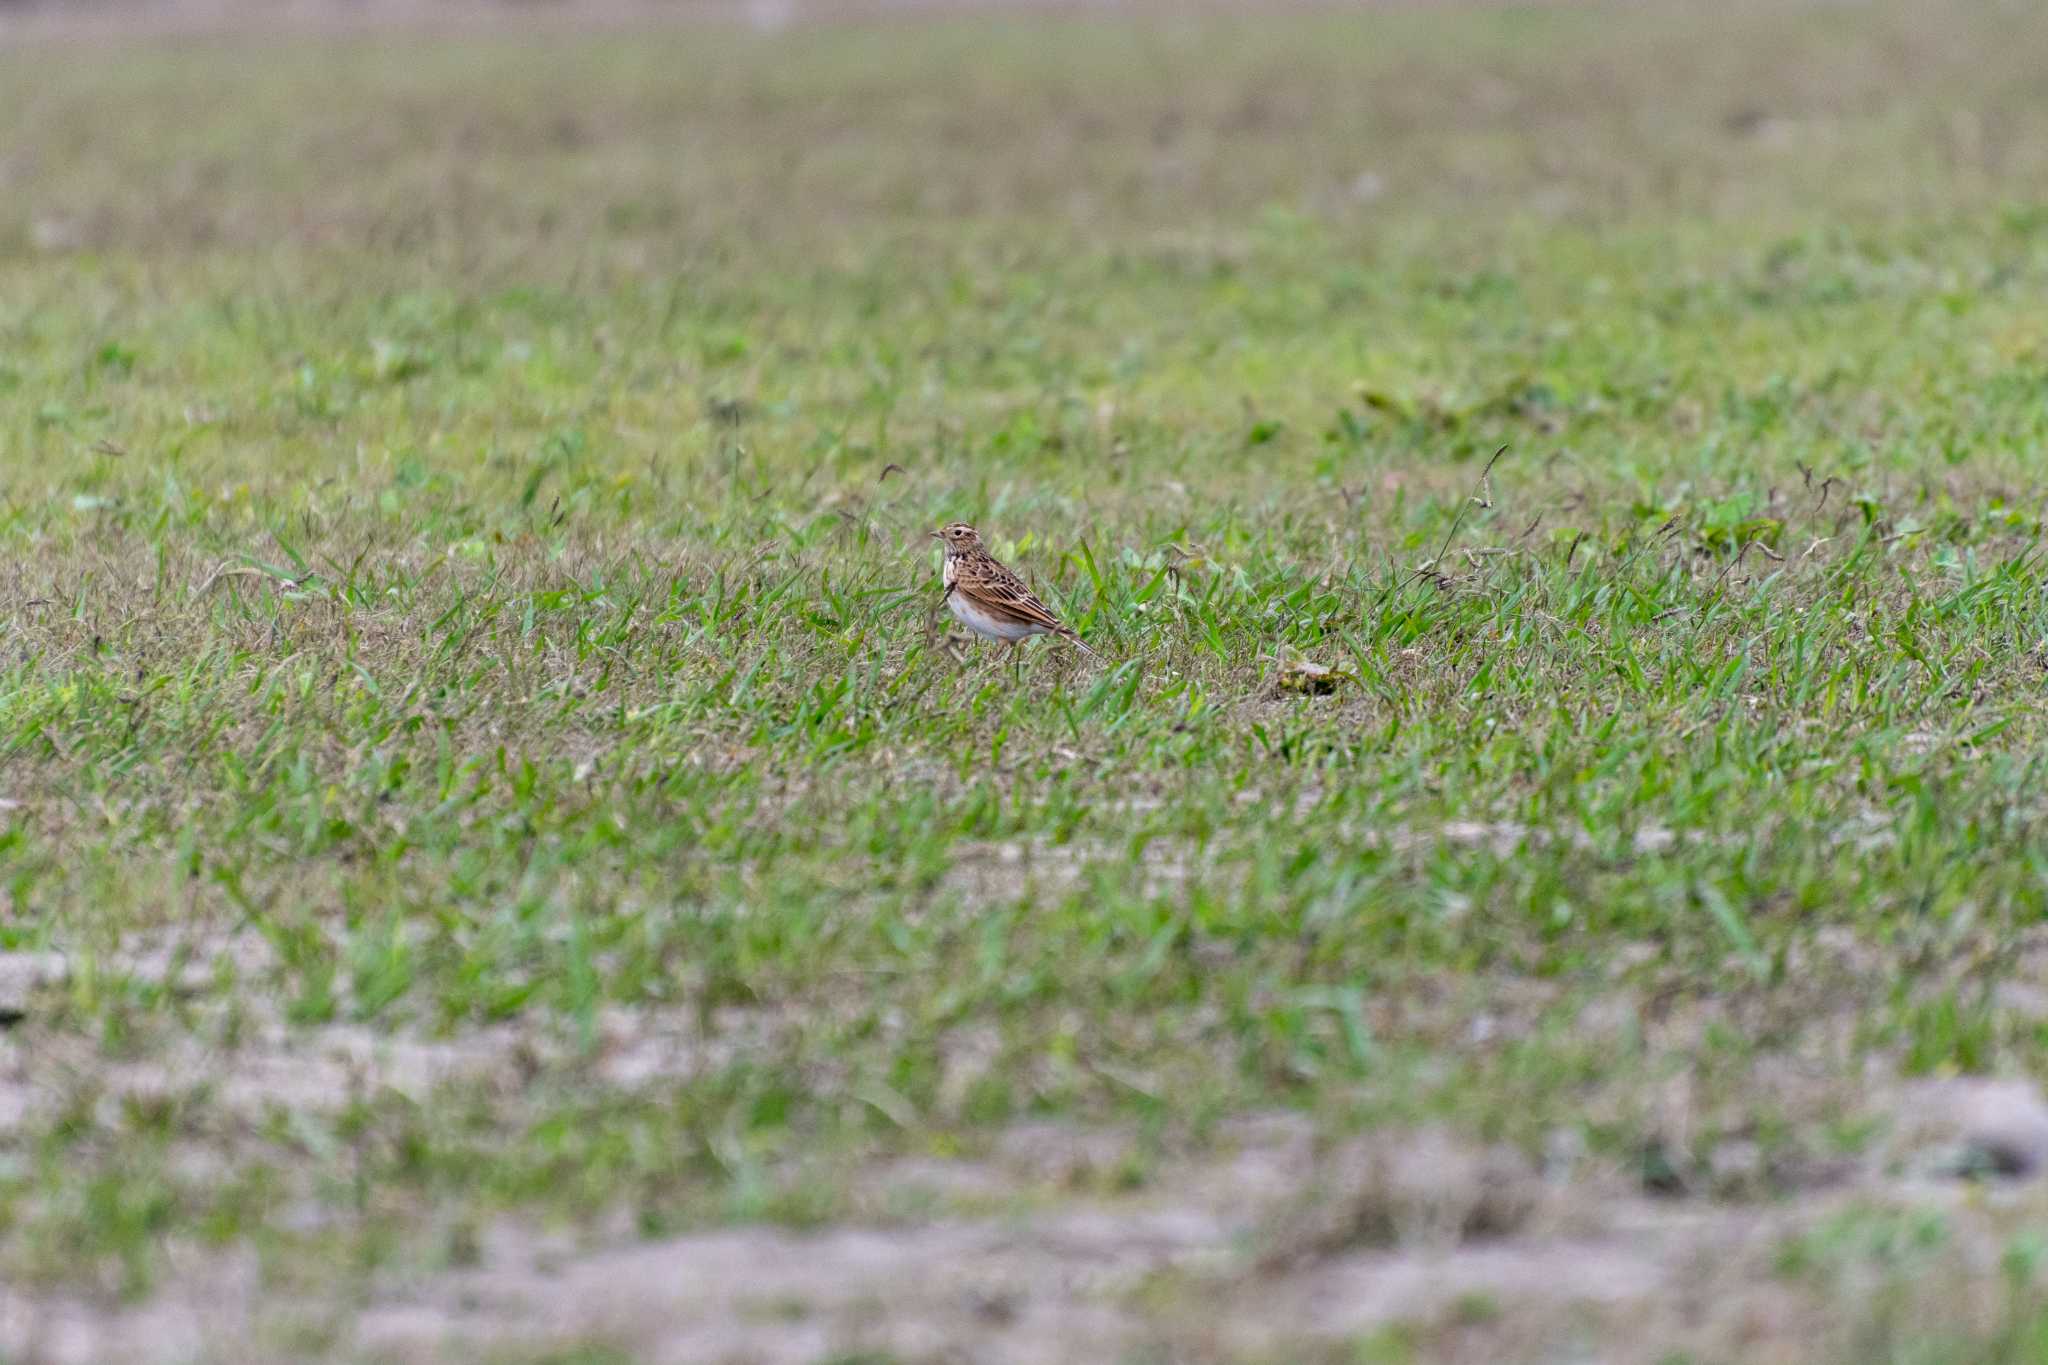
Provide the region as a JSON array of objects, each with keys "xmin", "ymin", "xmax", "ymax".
[{"xmin": 931, "ymin": 522, "xmax": 1098, "ymax": 659}]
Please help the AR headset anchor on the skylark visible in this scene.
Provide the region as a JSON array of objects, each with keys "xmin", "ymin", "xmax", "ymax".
[{"xmin": 931, "ymin": 522, "xmax": 1099, "ymax": 659}]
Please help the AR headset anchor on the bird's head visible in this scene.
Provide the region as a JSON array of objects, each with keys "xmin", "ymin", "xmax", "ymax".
[{"xmin": 931, "ymin": 522, "xmax": 983, "ymax": 553}]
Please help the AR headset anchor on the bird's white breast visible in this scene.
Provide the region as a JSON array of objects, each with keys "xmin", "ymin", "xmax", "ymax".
[{"xmin": 947, "ymin": 589, "xmax": 1044, "ymax": 642}]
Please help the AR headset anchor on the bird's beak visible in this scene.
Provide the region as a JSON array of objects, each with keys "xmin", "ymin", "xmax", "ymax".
[{"xmin": 927, "ymin": 530, "xmax": 942, "ymax": 540}]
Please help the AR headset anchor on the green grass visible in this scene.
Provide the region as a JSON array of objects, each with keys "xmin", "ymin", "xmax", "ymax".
[{"xmin": 9, "ymin": 2, "xmax": 2048, "ymax": 1358}]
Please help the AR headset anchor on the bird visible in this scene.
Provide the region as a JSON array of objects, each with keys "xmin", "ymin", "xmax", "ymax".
[{"xmin": 930, "ymin": 521, "xmax": 1099, "ymax": 660}]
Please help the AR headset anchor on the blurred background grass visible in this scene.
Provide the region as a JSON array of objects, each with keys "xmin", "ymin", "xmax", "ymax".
[{"xmin": 11, "ymin": 3, "xmax": 2048, "ymax": 260}]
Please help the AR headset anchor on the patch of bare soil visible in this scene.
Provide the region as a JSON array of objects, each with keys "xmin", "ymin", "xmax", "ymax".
[
  {"xmin": 9, "ymin": 1087, "xmax": 2048, "ymax": 1364},
  {"xmin": 0, "ymin": 929, "xmax": 795, "ymax": 1149}
]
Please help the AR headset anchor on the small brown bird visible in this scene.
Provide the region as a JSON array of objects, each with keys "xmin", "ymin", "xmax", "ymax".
[{"xmin": 931, "ymin": 522, "xmax": 1098, "ymax": 659}]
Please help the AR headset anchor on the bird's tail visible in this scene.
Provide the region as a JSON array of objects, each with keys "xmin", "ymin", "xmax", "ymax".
[{"xmin": 1060, "ymin": 628, "xmax": 1101, "ymax": 660}]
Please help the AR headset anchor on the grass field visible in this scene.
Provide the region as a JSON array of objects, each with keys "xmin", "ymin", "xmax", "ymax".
[{"xmin": 12, "ymin": 2, "xmax": 2048, "ymax": 1360}]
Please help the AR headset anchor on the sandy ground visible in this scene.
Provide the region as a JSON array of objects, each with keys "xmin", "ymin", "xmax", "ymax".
[
  {"xmin": 5, "ymin": 939, "xmax": 2048, "ymax": 1365},
  {"xmin": 4, "ymin": 1104, "xmax": 2046, "ymax": 1364},
  {"xmin": 7, "ymin": 863, "xmax": 2048, "ymax": 1361}
]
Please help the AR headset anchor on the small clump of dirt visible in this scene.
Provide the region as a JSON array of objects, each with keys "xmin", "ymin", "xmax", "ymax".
[
  {"xmin": 1255, "ymin": 1127, "xmax": 1544, "ymax": 1272},
  {"xmin": 1888, "ymin": 1075, "xmax": 2048, "ymax": 1181}
]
